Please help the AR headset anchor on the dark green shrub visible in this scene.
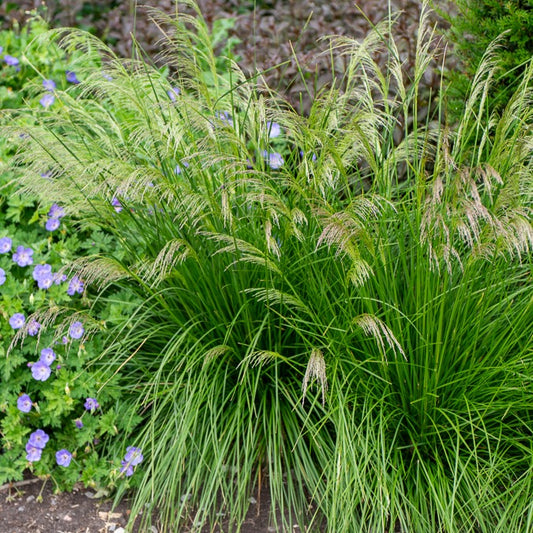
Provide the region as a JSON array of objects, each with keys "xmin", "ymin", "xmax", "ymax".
[{"xmin": 438, "ymin": 0, "xmax": 533, "ymax": 116}]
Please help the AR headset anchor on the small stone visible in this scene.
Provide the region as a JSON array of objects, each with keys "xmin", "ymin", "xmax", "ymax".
[
  {"xmin": 249, "ymin": 497, "xmax": 257, "ymax": 504},
  {"xmin": 84, "ymin": 491, "xmax": 95, "ymax": 499},
  {"xmin": 26, "ymin": 495, "xmax": 35, "ymax": 503},
  {"xmin": 17, "ymin": 506, "xmax": 24, "ymax": 512},
  {"xmin": 63, "ymin": 514, "xmax": 72, "ymax": 522},
  {"xmin": 114, "ymin": 528, "xmax": 126, "ymax": 533},
  {"xmin": 150, "ymin": 527, "xmax": 158, "ymax": 533}
]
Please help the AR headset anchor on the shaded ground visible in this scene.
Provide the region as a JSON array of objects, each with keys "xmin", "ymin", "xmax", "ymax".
[
  {"xmin": 0, "ymin": 476, "xmax": 309, "ymax": 532},
  {"xmin": 0, "ymin": 478, "xmax": 137, "ymax": 533}
]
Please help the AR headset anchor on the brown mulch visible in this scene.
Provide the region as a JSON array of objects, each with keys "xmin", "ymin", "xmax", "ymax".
[{"xmin": 1, "ymin": 0, "xmax": 457, "ymax": 112}]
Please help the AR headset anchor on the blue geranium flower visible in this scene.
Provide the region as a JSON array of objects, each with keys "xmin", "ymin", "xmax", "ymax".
[
  {"xmin": 28, "ymin": 429, "xmax": 49, "ymax": 449},
  {"xmin": 84, "ymin": 397, "xmax": 99, "ymax": 411},
  {"xmin": 40, "ymin": 348, "xmax": 56, "ymax": 366},
  {"xmin": 27, "ymin": 320, "xmax": 41, "ymax": 336},
  {"xmin": 33, "ymin": 264, "xmax": 54, "ymax": 289},
  {"xmin": 40, "ymin": 93, "xmax": 55, "ymax": 108},
  {"xmin": 42, "ymin": 79, "xmax": 56, "ymax": 91},
  {"xmin": 48, "ymin": 203, "xmax": 65, "ymax": 219},
  {"xmin": 56, "ymin": 449, "xmax": 72, "ymax": 467},
  {"xmin": 66, "ymin": 70, "xmax": 80, "ymax": 84},
  {"xmin": 0, "ymin": 268, "xmax": 5, "ymax": 286},
  {"xmin": 31, "ymin": 361, "xmax": 51, "ymax": 381},
  {"xmin": 124, "ymin": 446, "xmax": 143, "ymax": 466},
  {"xmin": 120, "ymin": 445, "xmax": 143, "ymax": 476},
  {"xmin": 120, "ymin": 460, "xmax": 134, "ymax": 476},
  {"xmin": 12, "ymin": 246, "xmax": 33, "ymax": 267},
  {"xmin": 9, "ymin": 313, "xmax": 25, "ymax": 330},
  {"xmin": 54, "ymin": 273, "xmax": 68, "ymax": 285},
  {"xmin": 25, "ymin": 444, "xmax": 42, "ymax": 462},
  {"xmin": 17, "ymin": 394, "xmax": 32, "ymax": 413},
  {"xmin": 33, "ymin": 263, "xmax": 52, "ymax": 281},
  {"xmin": 267, "ymin": 121, "xmax": 281, "ymax": 138},
  {"xmin": 67, "ymin": 276, "xmax": 84, "ymax": 295},
  {"xmin": 111, "ymin": 197, "xmax": 122, "ymax": 213},
  {"xmin": 215, "ymin": 110, "xmax": 233, "ymax": 127},
  {"xmin": 175, "ymin": 162, "xmax": 190, "ymax": 175},
  {"xmin": 45, "ymin": 217, "xmax": 60, "ymax": 231},
  {"xmin": 167, "ymin": 87, "xmax": 180, "ymax": 101},
  {"xmin": 0, "ymin": 237, "xmax": 12, "ymax": 253},
  {"xmin": 69, "ymin": 321, "xmax": 84, "ymax": 339},
  {"xmin": 261, "ymin": 150, "xmax": 284, "ymax": 169},
  {"xmin": 4, "ymin": 55, "xmax": 19, "ymax": 67}
]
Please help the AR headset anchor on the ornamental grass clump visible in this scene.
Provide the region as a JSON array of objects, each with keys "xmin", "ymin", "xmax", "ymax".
[{"xmin": 8, "ymin": 1, "xmax": 533, "ymax": 531}]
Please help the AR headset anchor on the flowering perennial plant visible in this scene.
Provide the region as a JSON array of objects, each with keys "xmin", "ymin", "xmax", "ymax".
[
  {"xmin": 84, "ymin": 397, "xmax": 99, "ymax": 412},
  {"xmin": 67, "ymin": 276, "xmax": 84, "ymax": 296},
  {"xmin": 0, "ymin": 15, "xmax": 144, "ymax": 495},
  {"xmin": 39, "ymin": 348, "xmax": 56, "ymax": 366},
  {"xmin": 4, "ymin": 54, "xmax": 19, "ymax": 67},
  {"xmin": 30, "ymin": 360, "xmax": 52, "ymax": 381},
  {"xmin": 39, "ymin": 92, "xmax": 55, "ymax": 108},
  {"xmin": 27, "ymin": 320, "xmax": 41, "ymax": 336}
]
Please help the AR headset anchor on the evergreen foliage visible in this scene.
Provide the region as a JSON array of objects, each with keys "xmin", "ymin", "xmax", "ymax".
[{"xmin": 439, "ymin": 0, "xmax": 533, "ymax": 115}]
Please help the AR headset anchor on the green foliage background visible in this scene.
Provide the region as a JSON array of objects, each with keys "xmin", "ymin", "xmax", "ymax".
[{"xmin": 438, "ymin": 0, "xmax": 533, "ymax": 116}]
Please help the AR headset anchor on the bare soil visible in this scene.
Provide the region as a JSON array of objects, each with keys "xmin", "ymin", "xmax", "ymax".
[
  {"xmin": 0, "ymin": 476, "xmax": 303, "ymax": 532},
  {"xmin": 0, "ymin": 477, "xmax": 137, "ymax": 533}
]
